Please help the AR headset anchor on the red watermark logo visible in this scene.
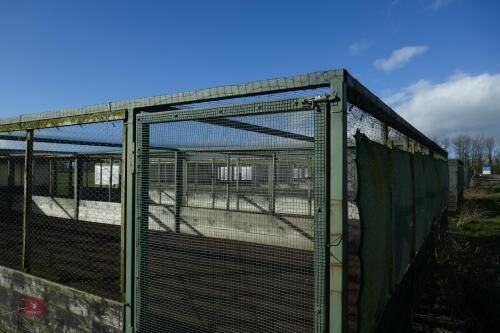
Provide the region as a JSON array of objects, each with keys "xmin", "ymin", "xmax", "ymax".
[{"xmin": 23, "ymin": 297, "xmax": 44, "ymax": 317}]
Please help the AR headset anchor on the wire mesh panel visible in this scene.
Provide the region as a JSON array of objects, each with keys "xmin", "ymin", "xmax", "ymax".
[
  {"xmin": 136, "ymin": 99, "xmax": 324, "ymax": 333},
  {"xmin": 0, "ymin": 133, "xmax": 26, "ymax": 269},
  {"xmin": 20, "ymin": 121, "xmax": 124, "ymax": 300}
]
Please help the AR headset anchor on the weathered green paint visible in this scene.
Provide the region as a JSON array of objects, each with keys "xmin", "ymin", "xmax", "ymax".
[
  {"xmin": 0, "ymin": 109, "xmax": 126, "ymax": 132},
  {"xmin": 313, "ymin": 101, "xmax": 328, "ymax": 333},
  {"xmin": 21, "ymin": 129, "xmax": 34, "ymax": 273},
  {"xmin": 135, "ymin": 117, "xmax": 150, "ymax": 333},
  {"xmin": 124, "ymin": 109, "xmax": 137, "ymax": 333},
  {"xmin": 120, "ymin": 121, "xmax": 127, "ymax": 302},
  {"xmin": 73, "ymin": 158, "xmax": 80, "ymax": 220},
  {"xmin": 140, "ymin": 97, "xmax": 319, "ymax": 125},
  {"xmin": 330, "ymin": 77, "xmax": 348, "ymax": 333},
  {"xmin": 381, "ymin": 124, "xmax": 388, "ymax": 146}
]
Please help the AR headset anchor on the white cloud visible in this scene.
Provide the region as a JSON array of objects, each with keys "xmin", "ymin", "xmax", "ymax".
[
  {"xmin": 349, "ymin": 40, "xmax": 371, "ymax": 56},
  {"xmin": 374, "ymin": 46, "xmax": 429, "ymax": 71},
  {"xmin": 430, "ymin": 0, "xmax": 454, "ymax": 11},
  {"xmin": 383, "ymin": 73, "xmax": 500, "ymax": 139}
]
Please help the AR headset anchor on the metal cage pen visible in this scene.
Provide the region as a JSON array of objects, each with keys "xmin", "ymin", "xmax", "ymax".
[{"xmin": 0, "ymin": 69, "xmax": 449, "ymax": 333}]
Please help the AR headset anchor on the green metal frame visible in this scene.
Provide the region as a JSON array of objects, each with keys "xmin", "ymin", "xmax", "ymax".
[
  {"xmin": 329, "ymin": 77, "xmax": 348, "ymax": 333},
  {"xmin": 134, "ymin": 96, "xmax": 326, "ymax": 332},
  {"xmin": 0, "ymin": 68, "xmax": 449, "ymax": 333}
]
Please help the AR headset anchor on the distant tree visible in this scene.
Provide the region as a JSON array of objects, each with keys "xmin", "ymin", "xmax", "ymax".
[
  {"xmin": 452, "ymin": 135, "xmax": 472, "ymax": 165},
  {"xmin": 495, "ymin": 149, "xmax": 500, "ymax": 173},
  {"xmin": 484, "ymin": 137, "xmax": 495, "ymax": 166},
  {"xmin": 471, "ymin": 135, "xmax": 486, "ymax": 172}
]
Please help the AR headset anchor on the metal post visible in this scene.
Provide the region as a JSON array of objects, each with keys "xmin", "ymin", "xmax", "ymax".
[
  {"xmin": 183, "ymin": 159, "xmax": 188, "ymax": 207},
  {"xmin": 7, "ymin": 158, "xmax": 14, "ymax": 211},
  {"xmin": 21, "ymin": 129, "xmax": 34, "ymax": 273},
  {"xmin": 226, "ymin": 154, "xmax": 230, "ymax": 210},
  {"xmin": 269, "ymin": 153, "xmax": 277, "ymax": 213},
  {"xmin": 73, "ymin": 157, "xmax": 80, "ymax": 220},
  {"xmin": 211, "ymin": 158, "xmax": 215, "ymax": 209},
  {"xmin": 124, "ymin": 109, "xmax": 137, "ymax": 333},
  {"xmin": 329, "ymin": 77, "xmax": 348, "ymax": 333},
  {"xmin": 109, "ymin": 157, "xmax": 113, "ymax": 202},
  {"xmin": 194, "ymin": 161, "xmax": 198, "ymax": 193},
  {"xmin": 49, "ymin": 159, "xmax": 53, "ymax": 197},
  {"xmin": 308, "ymin": 158, "xmax": 313, "ymax": 216},
  {"xmin": 381, "ymin": 124, "xmax": 388, "ymax": 146},
  {"xmin": 235, "ymin": 158, "xmax": 240, "ymax": 210},
  {"xmin": 120, "ymin": 122, "xmax": 127, "ymax": 303},
  {"xmin": 174, "ymin": 152, "xmax": 184, "ymax": 233}
]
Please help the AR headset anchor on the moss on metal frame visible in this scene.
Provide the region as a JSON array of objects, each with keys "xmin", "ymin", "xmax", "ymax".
[{"xmin": 0, "ymin": 109, "xmax": 126, "ymax": 132}]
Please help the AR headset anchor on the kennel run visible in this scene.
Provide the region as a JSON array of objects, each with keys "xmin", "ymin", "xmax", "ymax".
[{"xmin": 0, "ymin": 69, "xmax": 448, "ymax": 333}]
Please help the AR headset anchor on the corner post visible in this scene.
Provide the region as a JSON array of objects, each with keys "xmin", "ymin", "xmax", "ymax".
[
  {"xmin": 124, "ymin": 109, "xmax": 137, "ymax": 333},
  {"xmin": 21, "ymin": 129, "xmax": 34, "ymax": 273},
  {"xmin": 329, "ymin": 75, "xmax": 348, "ymax": 333}
]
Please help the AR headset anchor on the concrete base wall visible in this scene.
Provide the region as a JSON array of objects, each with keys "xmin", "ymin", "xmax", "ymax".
[
  {"xmin": 148, "ymin": 204, "xmax": 315, "ymax": 250},
  {"xmin": 13, "ymin": 194, "xmax": 122, "ymax": 226},
  {"xmin": 8, "ymin": 193, "xmax": 363, "ymax": 251},
  {"xmin": 0, "ymin": 265, "xmax": 123, "ymax": 333}
]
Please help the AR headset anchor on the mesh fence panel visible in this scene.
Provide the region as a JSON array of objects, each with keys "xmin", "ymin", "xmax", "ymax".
[
  {"xmin": 7, "ymin": 121, "xmax": 124, "ymax": 301},
  {"xmin": 0, "ymin": 133, "xmax": 26, "ymax": 270},
  {"xmin": 137, "ymin": 106, "xmax": 319, "ymax": 333}
]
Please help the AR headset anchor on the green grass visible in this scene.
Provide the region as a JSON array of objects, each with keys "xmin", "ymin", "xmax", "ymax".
[
  {"xmin": 449, "ymin": 177, "xmax": 500, "ymax": 238},
  {"xmin": 415, "ymin": 176, "xmax": 500, "ymax": 332}
]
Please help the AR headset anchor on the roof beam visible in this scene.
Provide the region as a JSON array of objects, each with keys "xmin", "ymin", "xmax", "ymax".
[
  {"xmin": 0, "ymin": 134, "xmax": 122, "ymax": 148},
  {"xmin": 198, "ymin": 118, "xmax": 314, "ymax": 143}
]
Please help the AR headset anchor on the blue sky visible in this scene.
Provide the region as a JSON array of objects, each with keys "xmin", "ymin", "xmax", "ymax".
[{"xmin": 0, "ymin": 0, "xmax": 498, "ymax": 139}]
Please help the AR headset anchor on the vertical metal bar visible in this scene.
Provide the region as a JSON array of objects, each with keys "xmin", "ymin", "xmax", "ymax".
[
  {"xmin": 314, "ymin": 102, "xmax": 328, "ymax": 333},
  {"xmin": 54, "ymin": 159, "xmax": 58, "ymax": 197},
  {"xmin": 211, "ymin": 158, "xmax": 215, "ymax": 209},
  {"xmin": 109, "ymin": 157, "xmax": 113, "ymax": 202},
  {"xmin": 226, "ymin": 154, "xmax": 230, "ymax": 210},
  {"xmin": 381, "ymin": 124, "xmax": 388, "ymax": 146},
  {"xmin": 49, "ymin": 159, "xmax": 53, "ymax": 197},
  {"xmin": 308, "ymin": 160, "xmax": 313, "ymax": 217},
  {"xmin": 120, "ymin": 122, "xmax": 127, "ymax": 303},
  {"xmin": 21, "ymin": 129, "xmax": 34, "ymax": 273},
  {"xmin": 269, "ymin": 152, "xmax": 277, "ymax": 213},
  {"xmin": 235, "ymin": 158, "xmax": 240, "ymax": 210},
  {"xmin": 194, "ymin": 161, "xmax": 198, "ymax": 193},
  {"xmin": 73, "ymin": 157, "xmax": 80, "ymax": 220},
  {"xmin": 158, "ymin": 161, "xmax": 162, "ymax": 206},
  {"xmin": 7, "ymin": 158, "xmax": 14, "ymax": 211},
  {"xmin": 183, "ymin": 158, "xmax": 188, "ymax": 206},
  {"xmin": 124, "ymin": 109, "xmax": 137, "ymax": 333},
  {"xmin": 174, "ymin": 152, "xmax": 184, "ymax": 233},
  {"xmin": 330, "ymin": 77, "xmax": 348, "ymax": 333},
  {"xmin": 100, "ymin": 161, "xmax": 103, "ymax": 189},
  {"xmin": 136, "ymin": 116, "xmax": 150, "ymax": 332}
]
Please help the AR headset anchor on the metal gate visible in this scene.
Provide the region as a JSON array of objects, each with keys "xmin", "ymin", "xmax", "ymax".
[{"xmin": 135, "ymin": 97, "xmax": 328, "ymax": 333}]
